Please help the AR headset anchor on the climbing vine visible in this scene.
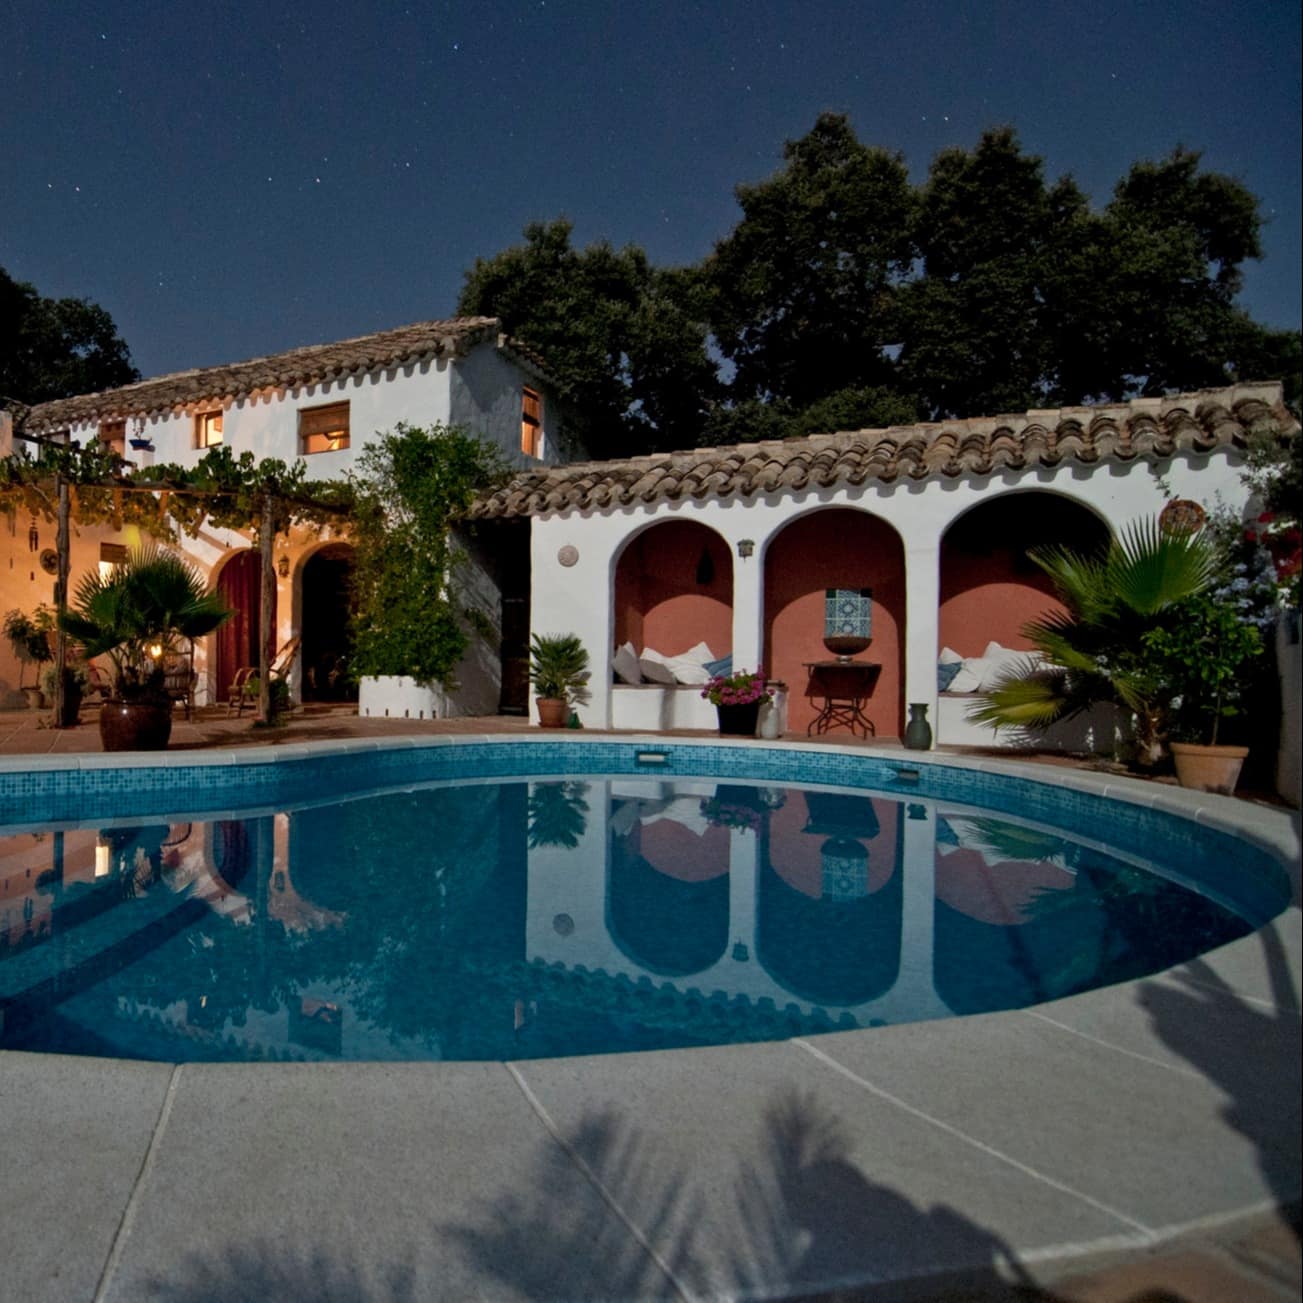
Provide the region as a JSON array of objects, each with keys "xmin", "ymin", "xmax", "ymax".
[{"xmin": 348, "ymin": 423, "xmax": 509, "ymax": 687}]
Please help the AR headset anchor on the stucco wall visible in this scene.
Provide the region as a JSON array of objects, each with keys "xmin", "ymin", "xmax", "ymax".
[
  {"xmin": 56, "ymin": 339, "xmax": 545, "ymax": 483},
  {"xmin": 62, "ymin": 359, "xmax": 456, "ymax": 482},
  {"xmin": 0, "ymin": 514, "xmax": 138, "ymax": 707},
  {"xmin": 449, "ymin": 345, "xmax": 562, "ymax": 468},
  {"xmin": 529, "ymin": 452, "xmax": 1254, "ymax": 736}
]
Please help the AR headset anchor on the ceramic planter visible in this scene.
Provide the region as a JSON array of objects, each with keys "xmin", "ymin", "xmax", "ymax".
[
  {"xmin": 1169, "ymin": 742, "xmax": 1250, "ymax": 795},
  {"xmin": 99, "ymin": 700, "xmax": 173, "ymax": 751},
  {"xmin": 536, "ymin": 697, "xmax": 568, "ymax": 728},
  {"xmin": 716, "ymin": 701, "xmax": 761, "ymax": 736}
]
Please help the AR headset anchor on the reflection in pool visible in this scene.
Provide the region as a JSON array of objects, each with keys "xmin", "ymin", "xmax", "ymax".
[{"xmin": 0, "ymin": 778, "xmax": 1256, "ymax": 1063}]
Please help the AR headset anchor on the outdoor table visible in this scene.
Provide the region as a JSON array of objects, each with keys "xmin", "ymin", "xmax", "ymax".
[{"xmin": 802, "ymin": 660, "xmax": 881, "ymax": 738}]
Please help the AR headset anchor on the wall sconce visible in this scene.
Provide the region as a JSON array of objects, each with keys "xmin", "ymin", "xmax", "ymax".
[
  {"xmin": 277, "ymin": 555, "xmax": 290, "ymax": 578},
  {"xmin": 736, "ymin": 538, "xmax": 755, "ymax": 559},
  {"xmin": 28, "ymin": 520, "xmax": 39, "ymax": 552}
]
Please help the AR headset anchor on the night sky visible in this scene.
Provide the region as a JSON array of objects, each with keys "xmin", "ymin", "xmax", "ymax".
[{"xmin": 3, "ymin": 0, "xmax": 1299, "ymax": 382}]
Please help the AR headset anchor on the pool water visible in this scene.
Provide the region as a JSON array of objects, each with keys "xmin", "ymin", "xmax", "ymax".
[{"xmin": 0, "ymin": 776, "xmax": 1265, "ymax": 1063}]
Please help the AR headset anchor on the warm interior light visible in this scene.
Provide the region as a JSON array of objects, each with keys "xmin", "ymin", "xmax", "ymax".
[
  {"xmin": 95, "ymin": 838, "xmax": 112, "ymax": 878},
  {"xmin": 148, "ymin": 643, "xmax": 164, "ymax": 659}
]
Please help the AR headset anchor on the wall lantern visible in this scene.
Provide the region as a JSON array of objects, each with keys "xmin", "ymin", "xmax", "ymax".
[
  {"xmin": 277, "ymin": 555, "xmax": 290, "ymax": 578},
  {"xmin": 28, "ymin": 520, "xmax": 38, "ymax": 552},
  {"xmin": 736, "ymin": 538, "xmax": 755, "ymax": 559}
]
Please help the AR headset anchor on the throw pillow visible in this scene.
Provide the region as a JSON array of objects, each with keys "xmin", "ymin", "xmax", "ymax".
[
  {"xmin": 704, "ymin": 654, "xmax": 733, "ymax": 678},
  {"xmin": 612, "ymin": 642, "xmax": 642, "ymax": 685},
  {"xmin": 638, "ymin": 649, "xmax": 678, "ymax": 685},
  {"xmin": 946, "ymin": 657, "xmax": 989, "ymax": 694},
  {"xmin": 937, "ymin": 660, "xmax": 963, "ymax": 693}
]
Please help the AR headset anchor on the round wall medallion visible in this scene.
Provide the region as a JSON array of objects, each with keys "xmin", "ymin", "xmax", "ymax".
[
  {"xmin": 557, "ymin": 544, "xmax": 579, "ymax": 567},
  {"xmin": 39, "ymin": 548, "xmax": 59, "ymax": 575},
  {"xmin": 1159, "ymin": 498, "xmax": 1207, "ymax": 535}
]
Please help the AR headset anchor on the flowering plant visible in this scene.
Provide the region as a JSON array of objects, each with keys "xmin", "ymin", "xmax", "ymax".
[
  {"xmin": 700, "ymin": 666, "xmax": 773, "ymax": 707},
  {"xmin": 699, "ymin": 797, "xmax": 764, "ymax": 833}
]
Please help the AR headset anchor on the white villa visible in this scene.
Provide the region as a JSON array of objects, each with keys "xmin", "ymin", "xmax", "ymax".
[{"xmin": 2, "ymin": 318, "xmax": 1296, "ymax": 769}]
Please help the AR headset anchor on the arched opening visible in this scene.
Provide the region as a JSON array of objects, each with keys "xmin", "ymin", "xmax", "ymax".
[
  {"xmin": 938, "ymin": 493, "xmax": 1110, "ymax": 659},
  {"xmin": 613, "ymin": 520, "xmax": 733, "ymax": 663},
  {"xmin": 763, "ymin": 508, "xmax": 906, "ymax": 737},
  {"xmin": 214, "ymin": 549, "xmax": 276, "ymax": 704},
  {"xmin": 606, "ymin": 796, "xmax": 730, "ymax": 977},
  {"xmin": 756, "ymin": 793, "xmax": 902, "ymax": 1007},
  {"xmin": 300, "ymin": 543, "xmax": 356, "ymax": 702}
]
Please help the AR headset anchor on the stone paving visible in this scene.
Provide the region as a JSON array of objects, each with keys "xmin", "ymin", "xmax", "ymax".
[{"xmin": 0, "ymin": 703, "xmax": 1298, "ymax": 1302}]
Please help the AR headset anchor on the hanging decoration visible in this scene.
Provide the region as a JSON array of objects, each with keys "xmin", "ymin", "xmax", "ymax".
[{"xmin": 695, "ymin": 545, "xmax": 715, "ymax": 586}]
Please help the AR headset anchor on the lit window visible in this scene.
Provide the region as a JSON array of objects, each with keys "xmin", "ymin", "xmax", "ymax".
[
  {"xmin": 196, "ymin": 410, "xmax": 224, "ymax": 448},
  {"xmin": 521, "ymin": 387, "xmax": 542, "ymax": 458},
  {"xmin": 299, "ymin": 402, "xmax": 350, "ymax": 454},
  {"xmin": 99, "ymin": 420, "xmax": 126, "ymax": 458},
  {"xmin": 99, "ymin": 542, "xmax": 128, "ymax": 582}
]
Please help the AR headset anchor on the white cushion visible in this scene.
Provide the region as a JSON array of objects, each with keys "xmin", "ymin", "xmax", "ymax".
[
  {"xmin": 946, "ymin": 657, "xmax": 989, "ymax": 694},
  {"xmin": 667, "ymin": 656, "xmax": 712, "ymax": 685},
  {"xmin": 673, "ymin": 640, "xmax": 715, "ymax": 667},
  {"xmin": 938, "ymin": 645, "xmax": 963, "ymax": 665},
  {"xmin": 638, "ymin": 649, "xmax": 678, "ymax": 685},
  {"xmin": 612, "ymin": 642, "xmax": 642, "ymax": 685},
  {"xmin": 980, "ymin": 645, "xmax": 1043, "ymax": 691}
]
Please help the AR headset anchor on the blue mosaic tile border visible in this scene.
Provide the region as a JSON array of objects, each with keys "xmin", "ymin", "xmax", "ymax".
[{"xmin": 0, "ymin": 740, "xmax": 1289, "ymax": 923}]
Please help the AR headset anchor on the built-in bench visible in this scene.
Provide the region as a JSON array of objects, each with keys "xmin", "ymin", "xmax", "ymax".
[{"xmin": 937, "ymin": 693, "xmax": 1122, "ymax": 754}]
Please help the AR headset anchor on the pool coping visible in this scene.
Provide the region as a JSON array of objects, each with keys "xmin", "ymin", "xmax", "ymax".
[{"xmin": 1, "ymin": 735, "xmax": 1299, "ymax": 1301}]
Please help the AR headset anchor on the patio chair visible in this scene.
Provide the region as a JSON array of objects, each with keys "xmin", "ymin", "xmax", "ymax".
[
  {"xmin": 84, "ymin": 662, "xmax": 114, "ymax": 704},
  {"xmin": 162, "ymin": 643, "xmax": 197, "ymax": 720},
  {"xmin": 227, "ymin": 635, "xmax": 301, "ymax": 717}
]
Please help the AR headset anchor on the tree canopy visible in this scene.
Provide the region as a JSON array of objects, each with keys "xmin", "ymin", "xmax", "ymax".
[
  {"xmin": 456, "ymin": 220, "xmax": 717, "ymax": 459},
  {"xmin": 460, "ymin": 115, "xmax": 1300, "ymax": 457},
  {"xmin": 0, "ymin": 266, "xmax": 138, "ymax": 406}
]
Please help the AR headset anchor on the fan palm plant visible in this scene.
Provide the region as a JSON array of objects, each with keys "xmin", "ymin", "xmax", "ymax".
[
  {"xmin": 967, "ymin": 518, "xmax": 1219, "ymax": 765},
  {"xmin": 59, "ymin": 544, "xmax": 231, "ymax": 701}
]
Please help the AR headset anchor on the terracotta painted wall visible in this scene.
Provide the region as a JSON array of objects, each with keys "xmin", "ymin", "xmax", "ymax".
[
  {"xmin": 938, "ymin": 495, "xmax": 1109, "ymax": 656},
  {"xmin": 764, "ymin": 793, "xmax": 899, "ymax": 898},
  {"xmin": 764, "ymin": 509, "xmax": 906, "ymax": 737},
  {"xmin": 938, "ymin": 556, "xmax": 1064, "ymax": 655},
  {"xmin": 613, "ymin": 521, "xmax": 732, "ymax": 659}
]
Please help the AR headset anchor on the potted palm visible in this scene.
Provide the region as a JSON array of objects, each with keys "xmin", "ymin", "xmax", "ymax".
[
  {"xmin": 968, "ymin": 519, "xmax": 1218, "ymax": 768},
  {"xmin": 58, "ymin": 544, "xmax": 231, "ymax": 750},
  {"xmin": 1142, "ymin": 593, "xmax": 1264, "ymax": 793},
  {"xmin": 528, "ymin": 633, "xmax": 590, "ymax": 728},
  {"xmin": 4, "ymin": 606, "xmax": 54, "ymax": 708}
]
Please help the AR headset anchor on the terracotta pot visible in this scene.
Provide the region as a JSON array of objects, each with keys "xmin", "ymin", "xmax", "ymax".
[
  {"xmin": 99, "ymin": 700, "xmax": 173, "ymax": 752},
  {"xmin": 1169, "ymin": 742, "xmax": 1249, "ymax": 795},
  {"xmin": 535, "ymin": 697, "xmax": 568, "ymax": 728}
]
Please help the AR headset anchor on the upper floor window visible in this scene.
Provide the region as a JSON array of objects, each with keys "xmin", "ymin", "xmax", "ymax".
[
  {"xmin": 98, "ymin": 419, "xmax": 125, "ymax": 458},
  {"xmin": 195, "ymin": 410, "xmax": 224, "ymax": 448},
  {"xmin": 521, "ymin": 387, "xmax": 542, "ymax": 458},
  {"xmin": 299, "ymin": 401, "xmax": 350, "ymax": 454}
]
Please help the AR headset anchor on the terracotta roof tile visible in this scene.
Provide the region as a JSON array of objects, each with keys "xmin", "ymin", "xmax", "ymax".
[
  {"xmin": 21, "ymin": 317, "xmax": 545, "ymax": 431},
  {"xmin": 469, "ymin": 383, "xmax": 1298, "ymax": 520}
]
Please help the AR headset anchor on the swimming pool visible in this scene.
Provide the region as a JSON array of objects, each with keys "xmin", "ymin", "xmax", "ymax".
[{"xmin": 0, "ymin": 739, "xmax": 1291, "ymax": 1064}]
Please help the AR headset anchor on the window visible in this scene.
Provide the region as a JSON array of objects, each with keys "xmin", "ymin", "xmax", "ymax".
[
  {"xmin": 98, "ymin": 420, "xmax": 126, "ymax": 458},
  {"xmin": 299, "ymin": 401, "xmax": 350, "ymax": 454},
  {"xmin": 195, "ymin": 410, "xmax": 224, "ymax": 448},
  {"xmin": 521, "ymin": 387, "xmax": 542, "ymax": 458},
  {"xmin": 99, "ymin": 542, "xmax": 128, "ymax": 582}
]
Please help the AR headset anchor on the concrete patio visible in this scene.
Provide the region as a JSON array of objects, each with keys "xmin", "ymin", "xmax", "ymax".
[{"xmin": 0, "ymin": 707, "xmax": 1298, "ymax": 1301}]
